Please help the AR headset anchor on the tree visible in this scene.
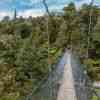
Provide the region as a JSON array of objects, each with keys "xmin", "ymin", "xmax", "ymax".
[
  {"xmin": 14, "ymin": 22, "xmax": 32, "ymax": 39},
  {"xmin": 63, "ymin": 3, "xmax": 79, "ymax": 48},
  {"xmin": 48, "ymin": 15, "xmax": 61, "ymax": 44},
  {"xmin": 2, "ymin": 16, "xmax": 10, "ymax": 21},
  {"xmin": 79, "ymin": 4, "xmax": 98, "ymax": 57}
]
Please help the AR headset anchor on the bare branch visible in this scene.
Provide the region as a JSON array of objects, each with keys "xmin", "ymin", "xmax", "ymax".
[{"xmin": 42, "ymin": 0, "xmax": 51, "ymax": 16}]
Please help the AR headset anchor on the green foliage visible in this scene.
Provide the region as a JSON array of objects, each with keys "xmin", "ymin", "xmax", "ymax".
[
  {"xmin": 92, "ymin": 96, "xmax": 98, "ymax": 100},
  {"xmin": 14, "ymin": 22, "xmax": 32, "ymax": 39},
  {"xmin": 84, "ymin": 59, "xmax": 100, "ymax": 81},
  {"xmin": 0, "ymin": 22, "xmax": 48, "ymax": 99},
  {"xmin": 0, "ymin": 2, "xmax": 100, "ymax": 99},
  {"xmin": 0, "ymin": 93, "xmax": 21, "ymax": 100}
]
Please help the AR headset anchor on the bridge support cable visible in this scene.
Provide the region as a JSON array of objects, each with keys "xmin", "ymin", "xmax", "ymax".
[
  {"xmin": 43, "ymin": 0, "xmax": 56, "ymax": 99},
  {"xmin": 26, "ymin": 1, "xmax": 59, "ymax": 100},
  {"xmin": 86, "ymin": 0, "xmax": 95, "ymax": 58},
  {"xmin": 42, "ymin": 0, "xmax": 52, "ymax": 72}
]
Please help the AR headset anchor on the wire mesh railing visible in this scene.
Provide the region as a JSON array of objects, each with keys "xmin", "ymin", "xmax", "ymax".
[{"xmin": 25, "ymin": 51, "xmax": 100, "ymax": 100}]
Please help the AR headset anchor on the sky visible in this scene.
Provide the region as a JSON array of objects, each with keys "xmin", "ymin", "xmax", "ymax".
[{"xmin": 0, "ymin": 0, "xmax": 100, "ymax": 19}]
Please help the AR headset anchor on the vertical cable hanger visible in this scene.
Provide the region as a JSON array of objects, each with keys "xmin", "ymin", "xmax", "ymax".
[
  {"xmin": 87, "ymin": 0, "xmax": 94, "ymax": 58},
  {"xmin": 43, "ymin": 0, "xmax": 58, "ymax": 98},
  {"xmin": 42, "ymin": 0, "xmax": 52, "ymax": 72},
  {"xmin": 43, "ymin": 0, "xmax": 52, "ymax": 98}
]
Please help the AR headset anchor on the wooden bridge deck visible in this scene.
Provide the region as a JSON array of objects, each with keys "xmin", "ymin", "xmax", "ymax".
[{"xmin": 57, "ymin": 52, "xmax": 77, "ymax": 100}]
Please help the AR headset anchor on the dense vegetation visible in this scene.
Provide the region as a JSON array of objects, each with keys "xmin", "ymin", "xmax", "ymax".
[{"xmin": 0, "ymin": 2, "xmax": 100, "ymax": 99}]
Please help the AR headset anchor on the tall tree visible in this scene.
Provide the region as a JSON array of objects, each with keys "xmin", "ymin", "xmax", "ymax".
[
  {"xmin": 79, "ymin": 4, "xmax": 98, "ymax": 57},
  {"xmin": 63, "ymin": 3, "xmax": 79, "ymax": 48}
]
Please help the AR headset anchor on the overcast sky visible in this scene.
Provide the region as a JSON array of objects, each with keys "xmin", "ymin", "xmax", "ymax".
[{"xmin": 0, "ymin": 0, "xmax": 99, "ymax": 19}]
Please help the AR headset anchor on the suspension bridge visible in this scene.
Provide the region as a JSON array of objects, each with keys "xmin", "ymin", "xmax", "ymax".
[
  {"xmin": 26, "ymin": 50, "xmax": 100, "ymax": 100},
  {"xmin": 25, "ymin": 0, "xmax": 100, "ymax": 100},
  {"xmin": 57, "ymin": 50, "xmax": 91, "ymax": 100}
]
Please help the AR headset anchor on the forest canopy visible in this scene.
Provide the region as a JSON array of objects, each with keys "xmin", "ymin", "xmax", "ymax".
[{"xmin": 0, "ymin": 2, "xmax": 100, "ymax": 99}]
